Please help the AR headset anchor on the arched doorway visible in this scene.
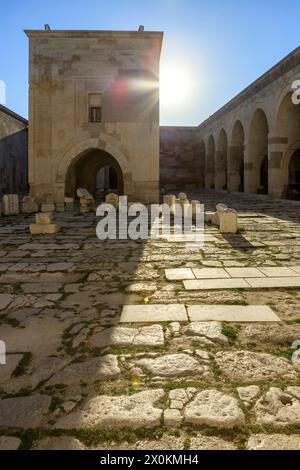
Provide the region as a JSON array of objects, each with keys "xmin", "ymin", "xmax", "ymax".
[
  {"xmin": 275, "ymin": 92, "xmax": 300, "ymax": 199},
  {"xmin": 288, "ymin": 149, "xmax": 300, "ymax": 199},
  {"xmin": 229, "ymin": 121, "xmax": 244, "ymax": 192},
  {"xmin": 247, "ymin": 109, "xmax": 269, "ymax": 193},
  {"xmin": 65, "ymin": 148, "xmax": 124, "ymax": 199}
]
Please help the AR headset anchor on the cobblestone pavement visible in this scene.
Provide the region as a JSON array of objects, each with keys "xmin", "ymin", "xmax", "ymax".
[{"xmin": 0, "ymin": 191, "xmax": 300, "ymax": 450}]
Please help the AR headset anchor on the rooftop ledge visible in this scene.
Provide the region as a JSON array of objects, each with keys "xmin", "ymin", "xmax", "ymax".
[{"xmin": 24, "ymin": 29, "xmax": 164, "ymax": 39}]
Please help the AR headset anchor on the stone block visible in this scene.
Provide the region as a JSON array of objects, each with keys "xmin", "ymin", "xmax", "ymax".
[
  {"xmin": 36, "ymin": 212, "xmax": 53, "ymax": 225},
  {"xmin": 219, "ymin": 209, "xmax": 238, "ymax": 234},
  {"xmin": 41, "ymin": 203, "xmax": 55, "ymax": 213},
  {"xmin": 163, "ymin": 194, "xmax": 176, "ymax": 206},
  {"xmin": 120, "ymin": 304, "xmax": 188, "ymax": 323},
  {"xmin": 2, "ymin": 194, "xmax": 19, "ymax": 215},
  {"xmin": 77, "ymin": 188, "xmax": 93, "ymax": 200},
  {"xmin": 30, "ymin": 223, "xmax": 60, "ymax": 235},
  {"xmin": 105, "ymin": 193, "xmax": 119, "ymax": 207},
  {"xmin": 21, "ymin": 201, "xmax": 39, "ymax": 214}
]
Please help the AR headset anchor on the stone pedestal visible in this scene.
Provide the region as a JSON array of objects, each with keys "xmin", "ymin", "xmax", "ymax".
[{"xmin": 30, "ymin": 212, "xmax": 60, "ymax": 235}]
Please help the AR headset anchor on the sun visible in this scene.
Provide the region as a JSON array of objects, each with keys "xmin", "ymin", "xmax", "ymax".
[{"xmin": 160, "ymin": 62, "xmax": 192, "ymax": 109}]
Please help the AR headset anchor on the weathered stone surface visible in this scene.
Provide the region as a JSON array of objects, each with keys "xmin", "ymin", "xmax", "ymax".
[
  {"xmin": 190, "ymin": 435, "xmax": 237, "ymax": 450},
  {"xmin": 219, "ymin": 209, "xmax": 238, "ymax": 234},
  {"xmin": 239, "ymin": 323, "xmax": 300, "ymax": 347},
  {"xmin": 286, "ymin": 386, "xmax": 300, "ymax": 400},
  {"xmin": 33, "ymin": 436, "xmax": 85, "ymax": 450},
  {"xmin": 0, "ymin": 394, "xmax": 51, "ymax": 428},
  {"xmin": 169, "ymin": 387, "xmax": 197, "ymax": 409},
  {"xmin": 165, "ymin": 268, "xmax": 194, "ymax": 280},
  {"xmin": 41, "ymin": 203, "xmax": 55, "ymax": 213},
  {"xmin": 0, "ymin": 353, "xmax": 23, "ymax": 384},
  {"xmin": 215, "ymin": 350, "xmax": 297, "ymax": 382},
  {"xmin": 120, "ymin": 304, "xmax": 188, "ymax": 323},
  {"xmin": 185, "ymin": 322, "xmax": 228, "ymax": 345},
  {"xmin": 188, "ymin": 305, "xmax": 280, "ymax": 322},
  {"xmin": 47, "ymin": 262, "xmax": 73, "ymax": 272},
  {"xmin": 28, "ymin": 356, "xmax": 71, "ymax": 389},
  {"xmin": 0, "ymin": 436, "xmax": 22, "ymax": 450},
  {"xmin": 184, "ymin": 389, "xmax": 245, "ymax": 428},
  {"xmin": 47, "ymin": 355, "xmax": 120, "ymax": 386},
  {"xmin": 36, "ymin": 212, "xmax": 53, "ymax": 225},
  {"xmin": 54, "ymin": 389, "xmax": 165, "ymax": 430},
  {"xmin": 30, "ymin": 223, "xmax": 60, "ymax": 235},
  {"xmin": 254, "ymin": 387, "xmax": 300, "ymax": 426},
  {"xmin": 134, "ymin": 354, "xmax": 202, "ymax": 377},
  {"xmin": 89, "ymin": 325, "xmax": 164, "ymax": 348},
  {"xmin": 77, "ymin": 188, "xmax": 93, "ymax": 199},
  {"xmin": 237, "ymin": 385, "xmax": 260, "ymax": 403},
  {"xmin": 164, "ymin": 409, "xmax": 182, "ymax": 427},
  {"xmin": 247, "ymin": 434, "xmax": 300, "ymax": 450},
  {"xmin": 0, "ymin": 293, "xmax": 13, "ymax": 311}
]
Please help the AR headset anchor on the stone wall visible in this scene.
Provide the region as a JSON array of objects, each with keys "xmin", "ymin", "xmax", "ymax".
[
  {"xmin": 0, "ymin": 105, "xmax": 28, "ymax": 195},
  {"xmin": 160, "ymin": 127, "xmax": 204, "ymax": 190}
]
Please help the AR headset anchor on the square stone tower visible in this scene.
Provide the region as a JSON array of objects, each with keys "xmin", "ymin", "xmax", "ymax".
[{"xmin": 25, "ymin": 29, "xmax": 163, "ymax": 203}]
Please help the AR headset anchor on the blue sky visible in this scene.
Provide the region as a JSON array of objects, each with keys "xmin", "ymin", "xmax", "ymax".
[{"xmin": 1, "ymin": 0, "xmax": 300, "ymax": 125}]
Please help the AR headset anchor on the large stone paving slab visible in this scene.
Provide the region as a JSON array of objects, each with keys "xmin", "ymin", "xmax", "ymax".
[
  {"xmin": 54, "ymin": 389, "xmax": 165, "ymax": 430},
  {"xmin": 183, "ymin": 279, "xmax": 250, "ymax": 290},
  {"xmin": 47, "ymin": 355, "xmax": 120, "ymax": 386},
  {"xmin": 184, "ymin": 389, "xmax": 245, "ymax": 428},
  {"xmin": 192, "ymin": 268, "xmax": 230, "ymax": 279},
  {"xmin": 0, "ymin": 394, "xmax": 51, "ymax": 428},
  {"xmin": 224, "ymin": 268, "xmax": 265, "ymax": 278},
  {"xmin": 215, "ymin": 351, "xmax": 297, "ymax": 382},
  {"xmin": 259, "ymin": 267, "xmax": 299, "ymax": 277},
  {"xmin": 254, "ymin": 387, "xmax": 300, "ymax": 426},
  {"xmin": 133, "ymin": 353, "xmax": 203, "ymax": 377},
  {"xmin": 247, "ymin": 434, "xmax": 300, "ymax": 450},
  {"xmin": 187, "ymin": 305, "xmax": 281, "ymax": 322},
  {"xmin": 89, "ymin": 325, "xmax": 164, "ymax": 348},
  {"xmin": 165, "ymin": 268, "xmax": 195, "ymax": 280},
  {"xmin": 246, "ymin": 277, "xmax": 300, "ymax": 288},
  {"xmin": 185, "ymin": 321, "xmax": 228, "ymax": 344},
  {"xmin": 120, "ymin": 304, "xmax": 188, "ymax": 323}
]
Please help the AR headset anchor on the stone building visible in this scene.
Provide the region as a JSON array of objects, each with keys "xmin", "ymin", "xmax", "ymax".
[
  {"xmin": 160, "ymin": 46, "xmax": 300, "ymax": 200},
  {"xmin": 0, "ymin": 104, "xmax": 28, "ymax": 195},
  {"xmin": 25, "ymin": 28, "xmax": 163, "ymax": 204},
  {"xmin": 195, "ymin": 45, "xmax": 300, "ymax": 199}
]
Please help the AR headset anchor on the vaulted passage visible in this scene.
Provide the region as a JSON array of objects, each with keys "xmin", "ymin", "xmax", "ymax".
[
  {"xmin": 288, "ymin": 149, "xmax": 300, "ymax": 199},
  {"xmin": 246, "ymin": 109, "xmax": 269, "ymax": 194},
  {"xmin": 65, "ymin": 148, "xmax": 124, "ymax": 199}
]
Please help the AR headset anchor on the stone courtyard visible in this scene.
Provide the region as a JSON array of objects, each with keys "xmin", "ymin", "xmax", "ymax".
[{"xmin": 0, "ymin": 190, "xmax": 300, "ymax": 450}]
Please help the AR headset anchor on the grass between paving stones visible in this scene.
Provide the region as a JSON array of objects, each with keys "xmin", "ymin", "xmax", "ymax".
[
  {"xmin": 221, "ymin": 325, "xmax": 238, "ymax": 342},
  {"xmin": 8, "ymin": 422, "xmax": 300, "ymax": 450}
]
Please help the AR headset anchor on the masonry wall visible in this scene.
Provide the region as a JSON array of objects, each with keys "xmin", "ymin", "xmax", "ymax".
[
  {"xmin": 26, "ymin": 30, "xmax": 163, "ymax": 204},
  {"xmin": 160, "ymin": 126, "xmax": 204, "ymax": 190},
  {"xmin": 0, "ymin": 107, "xmax": 28, "ymax": 195}
]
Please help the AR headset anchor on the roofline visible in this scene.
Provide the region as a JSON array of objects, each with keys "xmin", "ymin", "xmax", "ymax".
[
  {"xmin": 198, "ymin": 44, "xmax": 300, "ymax": 129},
  {"xmin": 0, "ymin": 104, "xmax": 28, "ymax": 125},
  {"xmin": 24, "ymin": 29, "xmax": 164, "ymax": 39}
]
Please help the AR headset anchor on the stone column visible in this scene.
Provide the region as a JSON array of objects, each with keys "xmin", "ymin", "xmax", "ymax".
[{"xmin": 268, "ymin": 136, "xmax": 288, "ymax": 198}]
